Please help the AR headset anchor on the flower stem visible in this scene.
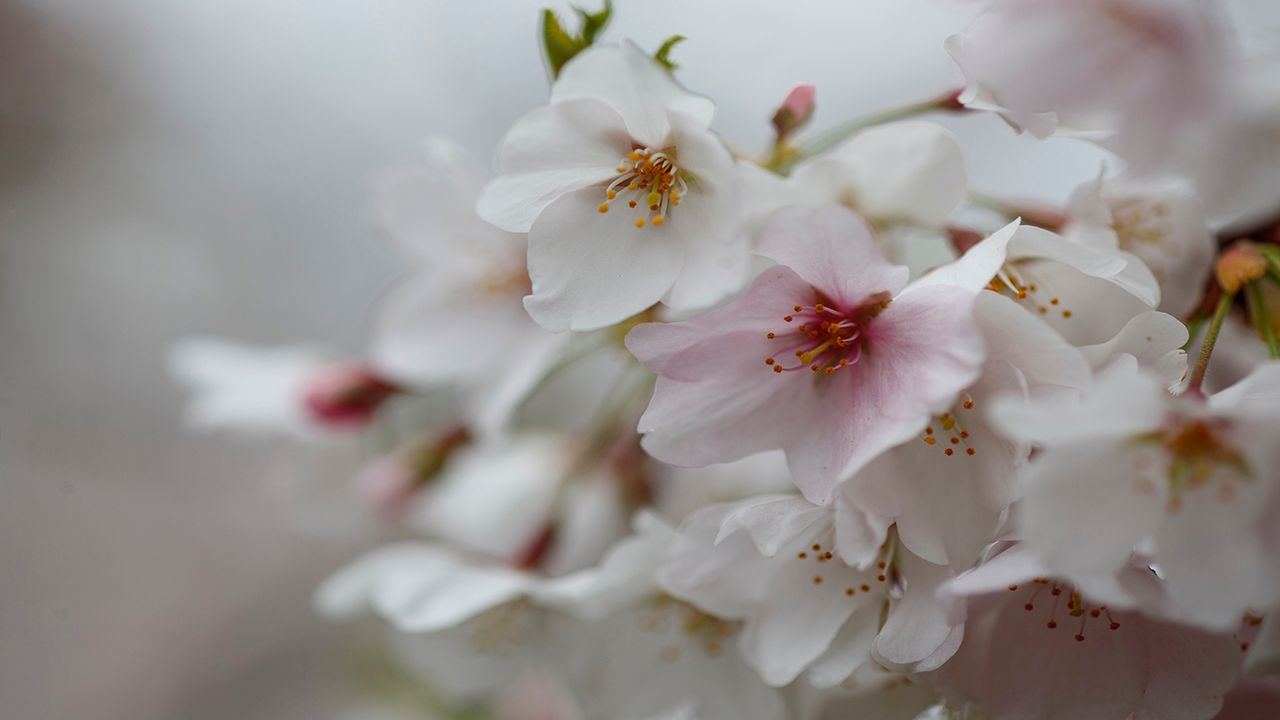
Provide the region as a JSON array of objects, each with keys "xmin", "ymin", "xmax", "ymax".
[
  {"xmin": 774, "ymin": 89, "xmax": 965, "ymax": 174},
  {"xmin": 1187, "ymin": 291, "xmax": 1235, "ymax": 394},
  {"xmin": 1246, "ymin": 281, "xmax": 1280, "ymax": 359}
]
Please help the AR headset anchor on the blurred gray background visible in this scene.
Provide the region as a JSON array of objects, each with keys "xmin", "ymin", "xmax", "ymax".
[{"xmin": 0, "ymin": 1, "xmax": 1272, "ymax": 718}]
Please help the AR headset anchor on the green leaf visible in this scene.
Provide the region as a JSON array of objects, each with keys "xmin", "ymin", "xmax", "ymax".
[
  {"xmin": 653, "ymin": 34, "xmax": 686, "ymax": 71},
  {"xmin": 542, "ymin": 9, "xmax": 585, "ymax": 78},
  {"xmin": 573, "ymin": 0, "xmax": 612, "ymax": 44},
  {"xmin": 541, "ymin": 1, "xmax": 613, "ymax": 78}
]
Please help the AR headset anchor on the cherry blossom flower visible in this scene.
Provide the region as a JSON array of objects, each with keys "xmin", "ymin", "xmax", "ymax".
[
  {"xmin": 937, "ymin": 545, "xmax": 1243, "ymax": 720},
  {"xmin": 657, "ymin": 492, "xmax": 960, "ymax": 687},
  {"xmin": 739, "ymin": 121, "xmax": 968, "ymax": 235},
  {"xmin": 373, "ymin": 137, "xmax": 565, "ymax": 433},
  {"xmin": 980, "ymin": 222, "xmax": 1161, "ymax": 346},
  {"xmin": 477, "ymin": 42, "xmax": 746, "ymax": 331},
  {"xmin": 627, "ymin": 207, "xmax": 1002, "ymax": 504},
  {"xmin": 168, "ymin": 336, "xmax": 391, "ymax": 439},
  {"xmin": 992, "ymin": 359, "xmax": 1280, "ymax": 630},
  {"xmin": 844, "ymin": 290, "xmax": 1093, "ymax": 570},
  {"xmin": 1064, "ymin": 174, "xmax": 1215, "ymax": 319},
  {"xmin": 946, "ymin": 0, "xmax": 1230, "ymax": 167}
]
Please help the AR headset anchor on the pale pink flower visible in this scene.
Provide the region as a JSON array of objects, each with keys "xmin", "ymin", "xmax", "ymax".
[
  {"xmin": 938, "ymin": 545, "xmax": 1243, "ymax": 720},
  {"xmin": 626, "ymin": 207, "xmax": 1006, "ymax": 504},
  {"xmin": 946, "ymin": 0, "xmax": 1230, "ymax": 167},
  {"xmin": 1064, "ymin": 174, "xmax": 1215, "ymax": 319},
  {"xmin": 992, "ymin": 359, "xmax": 1280, "ymax": 629}
]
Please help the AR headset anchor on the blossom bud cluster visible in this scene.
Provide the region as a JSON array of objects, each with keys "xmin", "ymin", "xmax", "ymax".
[{"xmin": 171, "ymin": 1, "xmax": 1280, "ymax": 718}]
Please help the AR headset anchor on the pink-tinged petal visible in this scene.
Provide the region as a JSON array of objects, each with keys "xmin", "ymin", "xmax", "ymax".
[
  {"xmin": 874, "ymin": 551, "xmax": 961, "ymax": 672},
  {"xmin": 627, "ymin": 266, "xmax": 814, "ymax": 381},
  {"xmin": 524, "ymin": 186, "xmax": 684, "ymax": 331},
  {"xmin": 1131, "ymin": 621, "xmax": 1240, "ymax": 720},
  {"xmin": 1021, "ymin": 442, "xmax": 1166, "ymax": 580},
  {"xmin": 738, "ymin": 538, "xmax": 862, "ymax": 686},
  {"xmin": 980, "ymin": 598, "xmax": 1148, "ymax": 720},
  {"xmin": 477, "ymin": 98, "xmax": 632, "ymax": 232},
  {"xmin": 786, "ymin": 283, "xmax": 985, "ymax": 504},
  {"xmin": 757, "ymin": 206, "xmax": 910, "ymax": 305},
  {"xmin": 715, "ymin": 495, "xmax": 829, "ymax": 557},
  {"xmin": 552, "ymin": 42, "xmax": 714, "ymax": 148},
  {"xmin": 912, "ymin": 220, "xmax": 1019, "ymax": 293},
  {"xmin": 834, "ymin": 121, "xmax": 968, "ymax": 228},
  {"xmin": 658, "ymin": 503, "xmax": 773, "ymax": 619}
]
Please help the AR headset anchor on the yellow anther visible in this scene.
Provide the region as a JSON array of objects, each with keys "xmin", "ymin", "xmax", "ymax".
[
  {"xmin": 597, "ymin": 203, "xmax": 609, "ymax": 214},
  {"xmin": 652, "ymin": 215, "xmax": 665, "ymax": 226},
  {"xmin": 634, "ymin": 218, "xmax": 646, "ymax": 228}
]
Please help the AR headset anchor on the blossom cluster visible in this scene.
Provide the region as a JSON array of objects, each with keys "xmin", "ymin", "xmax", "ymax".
[{"xmin": 172, "ymin": 1, "xmax": 1280, "ymax": 718}]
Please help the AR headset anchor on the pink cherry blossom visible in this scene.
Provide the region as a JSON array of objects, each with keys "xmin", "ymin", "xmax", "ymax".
[
  {"xmin": 938, "ymin": 545, "xmax": 1243, "ymax": 720},
  {"xmin": 626, "ymin": 206, "xmax": 1001, "ymax": 504}
]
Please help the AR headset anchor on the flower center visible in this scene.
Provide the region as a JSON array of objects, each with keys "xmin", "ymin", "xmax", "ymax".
[
  {"xmin": 1134, "ymin": 417, "xmax": 1249, "ymax": 511},
  {"xmin": 918, "ymin": 398, "xmax": 979, "ymax": 457},
  {"xmin": 796, "ymin": 537, "xmax": 892, "ymax": 600},
  {"xmin": 987, "ymin": 262, "xmax": 1074, "ymax": 319},
  {"xmin": 1007, "ymin": 578, "xmax": 1121, "ymax": 642},
  {"xmin": 596, "ymin": 146, "xmax": 685, "ymax": 228},
  {"xmin": 764, "ymin": 292, "xmax": 891, "ymax": 376}
]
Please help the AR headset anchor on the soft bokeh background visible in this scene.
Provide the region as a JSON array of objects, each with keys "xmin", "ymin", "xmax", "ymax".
[{"xmin": 0, "ymin": 1, "xmax": 1274, "ymax": 718}]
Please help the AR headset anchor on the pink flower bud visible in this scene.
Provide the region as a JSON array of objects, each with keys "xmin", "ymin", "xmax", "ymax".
[
  {"xmin": 771, "ymin": 84, "xmax": 815, "ymax": 138},
  {"xmin": 301, "ymin": 362, "xmax": 397, "ymax": 427}
]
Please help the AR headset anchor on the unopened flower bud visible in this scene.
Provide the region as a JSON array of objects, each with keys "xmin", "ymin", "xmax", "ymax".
[
  {"xmin": 1216, "ymin": 242, "xmax": 1268, "ymax": 294},
  {"xmin": 301, "ymin": 362, "xmax": 398, "ymax": 427},
  {"xmin": 771, "ymin": 84, "xmax": 816, "ymax": 139}
]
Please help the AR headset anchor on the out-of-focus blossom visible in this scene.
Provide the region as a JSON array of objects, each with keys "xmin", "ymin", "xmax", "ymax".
[
  {"xmin": 478, "ymin": 42, "xmax": 746, "ymax": 331},
  {"xmin": 658, "ymin": 493, "xmax": 959, "ymax": 687},
  {"xmin": 937, "ymin": 545, "xmax": 1243, "ymax": 720},
  {"xmin": 946, "ymin": 0, "xmax": 1230, "ymax": 168},
  {"xmin": 373, "ymin": 137, "xmax": 564, "ymax": 433},
  {"xmin": 993, "ymin": 359, "xmax": 1280, "ymax": 630},
  {"xmin": 740, "ymin": 121, "xmax": 967, "ymax": 235},
  {"xmin": 169, "ymin": 336, "xmax": 390, "ymax": 439},
  {"xmin": 628, "ymin": 207, "xmax": 999, "ymax": 504},
  {"xmin": 1065, "ymin": 174, "xmax": 1215, "ymax": 319},
  {"xmin": 845, "ymin": 290, "xmax": 1092, "ymax": 570}
]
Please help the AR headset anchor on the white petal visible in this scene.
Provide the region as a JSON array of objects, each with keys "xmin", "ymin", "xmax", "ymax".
[
  {"xmin": 1209, "ymin": 361, "xmax": 1280, "ymax": 416},
  {"xmin": 834, "ymin": 121, "xmax": 968, "ymax": 228},
  {"xmin": 552, "ymin": 42, "xmax": 714, "ymax": 148},
  {"xmin": 478, "ymin": 98, "xmax": 631, "ymax": 232},
  {"xmin": 524, "ymin": 186, "xmax": 684, "ymax": 331},
  {"xmin": 1079, "ymin": 311, "xmax": 1189, "ymax": 390},
  {"xmin": 715, "ymin": 495, "xmax": 829, "ymax": 557},
  {"xmin": 874, "ymin": 551, "xmax": 961, "ymax": 672},
  {"xmin": 658, "ymin": 504, "xmax": 774, "ymax": 619},
  {"xmin": 1021, "ymin": 442, "xmax": 1166, "ymax": 580},
  {"xmin": 410, "ymin": 435, "xmax": 570, "ymax": 560},
  {"xmin": 989, "ymin": 357, "xmax": 1166, "ymax": 444},
  {"xmin": 806, "ymin": 602, "xmax": 880, "ymax": 688},
  {"xmin": 912, "ymin": 219, "xmax": 1019, "ymax": 293}
]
